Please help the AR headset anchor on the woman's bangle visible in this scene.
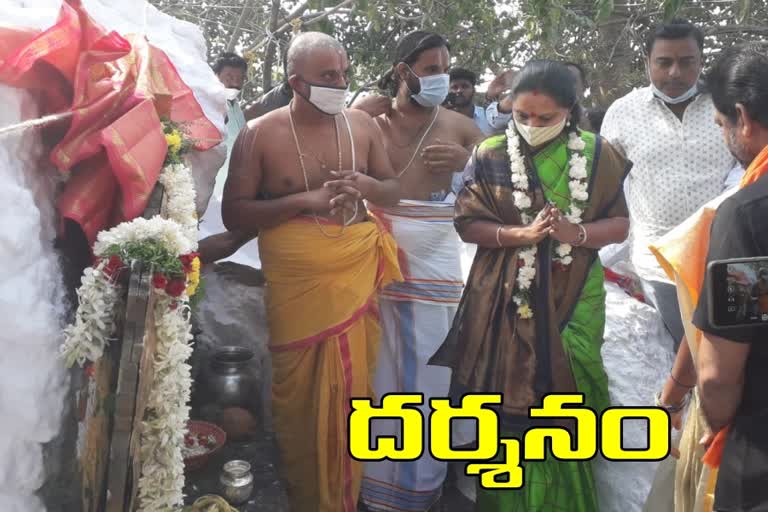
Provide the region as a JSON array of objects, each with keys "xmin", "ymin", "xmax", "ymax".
[
  {"xmin": 573, "ymin": 223, "xmax": 588, "ymax": 246},
  {"xmin": 654, "ymin": 391, "xmax": 690, "ymax": 413},
  {"xmin": 496, "ymin": 226, "xmax": 503, "ymax": 247},
  {"xmin": 670, "ymin": 372, "xmax": 696, "ymax": 389}
]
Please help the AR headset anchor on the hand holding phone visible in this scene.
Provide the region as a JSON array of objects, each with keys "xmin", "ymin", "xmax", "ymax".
[{"xmin": 707, "ymin": 257, "xmax": 768, "ymax": 328}]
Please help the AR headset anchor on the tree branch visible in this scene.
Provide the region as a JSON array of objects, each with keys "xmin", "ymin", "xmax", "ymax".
[
  {"xmin": 705, "ymin": 24, "xmax": 768, "ymax": 36},
  {"xmin": 226, "ymin": 0, "xmax": 252, "ymax": 51},
  {"xmin": 277, "ymin": 0, "xmax": 311, "ymax": 27},
  {"xmin": 243, "ymin": 0, "xmax": 356, "ymax": 54},
  {"xmin": 263, "ymin": 0, "xmax": 281, "ymax": 92}
]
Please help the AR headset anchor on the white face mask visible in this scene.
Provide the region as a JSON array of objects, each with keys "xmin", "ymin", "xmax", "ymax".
[
  {"xmin": 513, "ymin": 116, "xmax": 568, "ymax": 147},
  {"xmin": 224, "ymin": 88, "xmax": 241, "ymax": 101},
  {"xmin": 406, "ymin": 66, "xmax": 449, "ymax": 108},
  {"xmin": 651, "ymin": 81, "xmax": 699, "ymax": 105},
  {"xmin": 298, "ymin": 79, "xmax": 348, "ymax": 115}
]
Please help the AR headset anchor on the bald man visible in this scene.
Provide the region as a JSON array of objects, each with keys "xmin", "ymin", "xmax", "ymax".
[
  {"xmin": 360, "ymin": 31, "xmax": 483, "ymax": 512},
  {"xmin": 222, "ymin": 32, "xmax": 402, "ymax": 512}
]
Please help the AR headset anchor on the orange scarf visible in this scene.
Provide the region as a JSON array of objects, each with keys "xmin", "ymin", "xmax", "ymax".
[{"xmin": 740, "ymin": 144, "xmax": 768, "ymax": 188}]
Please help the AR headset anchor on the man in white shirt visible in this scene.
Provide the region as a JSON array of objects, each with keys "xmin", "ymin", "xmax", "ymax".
[
  {"xmin": 602, "ymin": 19, "xmax": 736, "ymax": 347},
  {"xmin": 446, "ymin": 67, "xmax": 495, "ymax": 136}
]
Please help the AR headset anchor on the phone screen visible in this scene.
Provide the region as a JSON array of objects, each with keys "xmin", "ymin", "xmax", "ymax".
[{"xmin": 708, "ymin": 257, "xmax": 768, "ymax": 328}]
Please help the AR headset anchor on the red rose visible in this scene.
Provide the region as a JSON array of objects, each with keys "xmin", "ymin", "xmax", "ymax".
[
  {"xmin": 165, "ymin": 278, "xmax": 187, "ymax": 297},
  {"xmin": 152, "ymin": 273, "xmax": 168, "ymax": 289},
  {"xmin": 179, "ymin": 254, "xmax": 194, "ymax": 273}
]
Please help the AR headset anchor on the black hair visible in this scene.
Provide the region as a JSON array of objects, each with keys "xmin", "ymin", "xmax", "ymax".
[
  {"xmin": 645, "ymin": 19, "xmax": 704, "ymax": 56},
  {"xmin": 588, "ymin": 108, "xmax": 607, "ymax": 133},
  {"xmin": 449, "ymin": 67, "xmax": 477, "ymax": 86},
  {"xmin": 213, "ymin": 52, "xmax": 248, "ymax": 74},
  {"xmin": 511, "ymin": 60, "xmax": 581, "ymax": 131},
  {"xmin": 706, "ymin": 42, "xmax": 768, "ymax": 127},
  {"xmin": 563, "ymin": 61, "xmax": 588, "ymax": 89},
  {"xmin": 379, "ymin": 31, "xmax": 450, "ymax": 96}
]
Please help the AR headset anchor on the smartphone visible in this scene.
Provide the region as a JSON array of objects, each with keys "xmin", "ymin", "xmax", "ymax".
[{"xmin": 707, "ymin": 256, "xmax": 768, "ymax": 328}]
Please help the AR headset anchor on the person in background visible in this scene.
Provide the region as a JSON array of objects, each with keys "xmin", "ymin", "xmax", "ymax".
[
  {"xmin": 214, "ymin": 52, "xmax": 248, "ymax": 172},
  {"xmin": 359, "ymin": 30, "xmax": 483, "ymax": 512},
  {"xmin": 222, "ymin": 32, "xmax": 402, "ymax": 511},
  {"xmin": 446, "ymin": 67, "xmax": 494, "ymax": 136},
  {"xmin": 197, "ymin": 53, "xmax": 252, "ymax": 264},
  {"xmin": 602, "ymin": 19, "xmax": 736, "ymax": 353},
  {"xmin": 244, "ymin": 81, "xmax": 293, "ymax": 120},
  {"xmin": 692, "ymin": 41, "xmax": 768, "ymax": 512}
]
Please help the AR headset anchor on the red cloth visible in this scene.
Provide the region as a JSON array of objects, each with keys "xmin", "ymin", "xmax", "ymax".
[{"xmin": 0, "ymin": 0, "xmax": 221, "ymax": 244}]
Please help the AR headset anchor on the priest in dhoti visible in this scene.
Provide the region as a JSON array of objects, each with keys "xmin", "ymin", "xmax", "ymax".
[
  {"xmin": 360, "ymin": 31, "xmax": 483, "ymax": 511},
  {"xmin": 222, "ymin": 32, "xmax": 401, "ymax": 512}
]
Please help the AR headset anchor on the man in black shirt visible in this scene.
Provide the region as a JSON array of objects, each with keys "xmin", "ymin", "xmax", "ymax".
[{"xmin": 693, "ymin": 42, "xmax": 768, "ymax": 512}]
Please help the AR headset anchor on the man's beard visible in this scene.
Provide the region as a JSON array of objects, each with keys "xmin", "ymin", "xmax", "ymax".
[{"xmin": 726, "ymin": 127, "xmax": 756, "ymax": 167}]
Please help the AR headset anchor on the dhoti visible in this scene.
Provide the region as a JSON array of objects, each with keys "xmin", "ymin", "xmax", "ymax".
[
  {"xmin": 258, "ymin": 216, "xmax": 401, "ymax": 512},
  {"xmin": 361, "ymin": 201, "xmax": 464, "ymax": 512}
]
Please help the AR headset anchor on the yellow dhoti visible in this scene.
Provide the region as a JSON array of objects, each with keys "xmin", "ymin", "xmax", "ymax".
[{"xmin": 258, "ymin": 216, "xmax": 402, "ymax": 512}]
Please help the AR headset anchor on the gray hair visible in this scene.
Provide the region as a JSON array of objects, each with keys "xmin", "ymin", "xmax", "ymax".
[{"xmin": 285, "ymin": 32, "xmax": 346, "ymax": 76}]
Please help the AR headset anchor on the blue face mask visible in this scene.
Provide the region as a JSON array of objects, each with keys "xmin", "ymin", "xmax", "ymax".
[
  {"xmin": 650, "ymin": 79, "xmax": 700, "ymax": 105},
  {"xmin": 405, "ymin": 65, "xmax": 449, "ymax": 108}
]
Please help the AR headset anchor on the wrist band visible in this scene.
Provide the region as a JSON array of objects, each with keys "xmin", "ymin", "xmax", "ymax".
[
  {"xmin": 496, "ymin": 226, "xmax": 503, "ymax": 247},
  {"xmin": 670, "ymin": 372, "xmax": 696, "ymax": 389}
]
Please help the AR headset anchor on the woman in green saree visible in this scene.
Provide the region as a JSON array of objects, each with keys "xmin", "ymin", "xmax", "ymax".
[{"xmin": 429, "ymin": 60, "xmax": 631, "ymax": 511}]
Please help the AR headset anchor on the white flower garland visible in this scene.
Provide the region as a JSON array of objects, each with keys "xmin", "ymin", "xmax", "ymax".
[
  {"xmin": 504, "ymin": 126, "xmax": 590, "ymax": 319},
  {"xmin": 159, "ymin": 162, "xmax": 199, "ymax": 246},
  {"xmin": 60, "ymin": 260, "xmax": 122, "ymax": 366},
  {"xmin": 136, "ymin": 294, "xmax": 194, "ymax": 511},
  {"xmin": 62, "ymin": 156, "xmax": 200, "ymax": 511},
  {"xmin": 93, "ymin": 216, "xmax": 195, "ymax": 258}
]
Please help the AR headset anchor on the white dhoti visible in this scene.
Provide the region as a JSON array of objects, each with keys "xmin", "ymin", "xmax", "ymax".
[{"xmin": 361, "ymin": 200, "xmax": 464, "ymax": 512}]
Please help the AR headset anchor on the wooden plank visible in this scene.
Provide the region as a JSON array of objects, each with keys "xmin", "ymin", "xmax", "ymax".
[{"xmin": 105, "ymin": 260, "xmax": 151, "ymax": 512}]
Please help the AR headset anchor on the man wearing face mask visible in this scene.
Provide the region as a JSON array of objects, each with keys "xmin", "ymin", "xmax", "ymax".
[
  {"xmin": 222, "ymin": 31, "xmax": 402, "ymax": 512},
  {"xmin": 601, "ymin": 19, "xmax": 735, "ymax": 353},
  {"xmin": 359, "ymin": 30, "xmax": 483, "ymax": 512}
]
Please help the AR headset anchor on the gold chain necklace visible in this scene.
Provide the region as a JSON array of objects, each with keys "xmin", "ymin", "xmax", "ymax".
[
  {"xmin": 288, "ymin": 105, "xmax": 358, "ymax": 239},
  {"xmin": 397, "ymin": 107, "xmax": 440, "ymax": 177}
]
